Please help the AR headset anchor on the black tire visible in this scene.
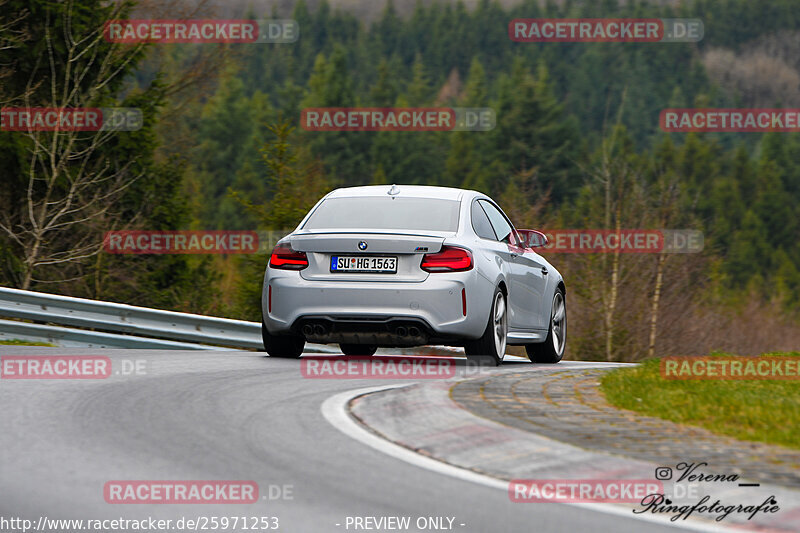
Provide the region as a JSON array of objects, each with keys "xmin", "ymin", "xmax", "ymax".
[
  {"xmin": 262, "ymin": 321, "xmax": 304, "ymax": 358},
  {"xmin": 526, "ymin": 288, "xmax": 566, "ymax": 364},
  {"xmin": 339, "ymin": 344, "xmax": 378, "ymax": 356},
  {"xmin": 464, "ymin": 287, "xmax": 507, "ymax": 366}
]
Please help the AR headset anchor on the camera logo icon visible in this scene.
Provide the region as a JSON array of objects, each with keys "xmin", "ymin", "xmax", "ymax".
[{"xmin": 655, "ymin": 467, "xmax": 673, "ymax": 480}]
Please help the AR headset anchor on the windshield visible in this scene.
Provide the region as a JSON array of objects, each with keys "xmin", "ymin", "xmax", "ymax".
[{"xmin": 303, "ymin": 197, "xmax": 460, "ymax": 232}]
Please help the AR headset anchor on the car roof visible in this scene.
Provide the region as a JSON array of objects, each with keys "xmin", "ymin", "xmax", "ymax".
[{"xmin": 325, "ymin": 185, "xmax": 480, "ymax": 201}]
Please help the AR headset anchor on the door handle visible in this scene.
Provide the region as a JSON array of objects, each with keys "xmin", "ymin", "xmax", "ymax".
[{"xmin": 541, "ymin": 266, "xmax": 548, "ymax": 275}]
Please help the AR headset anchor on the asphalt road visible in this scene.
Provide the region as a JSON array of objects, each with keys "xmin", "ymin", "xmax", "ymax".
[{"xmin": 0, "ymin": 348, "xmax": 695, "ymax": 533}]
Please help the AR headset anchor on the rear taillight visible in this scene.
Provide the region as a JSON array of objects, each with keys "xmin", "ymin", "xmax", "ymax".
[
  {"xmin": 269, "ymin": 244, "xmax": 308, "ymax": 270},
  {"xmin": 420, "ymin": 246, "xmax": 473, "ymax": 272}
]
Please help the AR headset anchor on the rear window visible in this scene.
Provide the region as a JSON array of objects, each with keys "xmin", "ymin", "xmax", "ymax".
[{"xmin": 303, "ymin": 197, "xmax": 460, "ymax": 232}]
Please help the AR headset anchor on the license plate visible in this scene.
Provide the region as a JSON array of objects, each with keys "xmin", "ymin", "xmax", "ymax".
[{"xmin": 330, "ymin": 256, "xmax": 397, "ymax": 273}]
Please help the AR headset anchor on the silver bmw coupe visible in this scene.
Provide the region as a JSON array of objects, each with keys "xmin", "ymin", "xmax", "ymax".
[{"xmin": 261, "ymin": 185, "xmax": 566, "ymax": 365}]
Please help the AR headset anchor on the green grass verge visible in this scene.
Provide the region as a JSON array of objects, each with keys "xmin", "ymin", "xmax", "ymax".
[
  {"xmin": 600, "ymin": 352, "xmax": 800, "ymax": 450},
  {"xmin": 0, "ymin": 339, "xmax": 55, "ymax": 346}
]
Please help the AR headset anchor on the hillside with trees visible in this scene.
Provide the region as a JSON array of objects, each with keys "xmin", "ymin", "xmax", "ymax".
[{"xmin": 2, "ymin": 0, "xmax": 800, "ymax": 360}]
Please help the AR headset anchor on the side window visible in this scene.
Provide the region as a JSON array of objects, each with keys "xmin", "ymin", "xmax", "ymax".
[
  {"xmin": 479, "ymin": 200, "xmax": 514, "ymax": 244},
  {"xmin": 471, "ymin": 201, "xmax": 497, "ymax": 240}
]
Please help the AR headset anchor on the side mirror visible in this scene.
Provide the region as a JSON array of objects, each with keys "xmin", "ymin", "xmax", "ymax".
[{"xmin": 517, "ymin": 229, "xmax": 548, "ymax": 249}]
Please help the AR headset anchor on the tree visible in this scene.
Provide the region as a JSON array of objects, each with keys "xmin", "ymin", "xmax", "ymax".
[
  {"xmin": 370, "ymin": 58, "xmax": 398, "ymax": 107},
  {"xmin": 0, "ymin": 0, "xmax": 152, "ymax": 289},
  {"xmin": 0, "ymin": 0, "xmax": 218, "ymax": 315},
  {"xmin": 301, "ymin": 46, "xmax": 370, "ymax": 184},
  {"xmin": 190, "ymin": 67, "xmax": 256, "ymax": 229},
  {"xmin": 231, "ymin": 121, "xmax": 329, "ymax": 320},
  {"xmin": 406, "ymin": 53, "xmax": 431, "ymax": 106},
  {"xmin": 444, "ymin": 57, "xmax": 491, "ymax": 190},
  {"xmin": 491, "ymin": 60, "xmax": 581, "ymax": 203}
]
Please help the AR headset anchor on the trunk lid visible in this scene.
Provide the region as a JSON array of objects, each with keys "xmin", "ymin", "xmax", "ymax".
[{"xmin": 290, "ymin": 232, "xmax": 446, "ymax": 282}]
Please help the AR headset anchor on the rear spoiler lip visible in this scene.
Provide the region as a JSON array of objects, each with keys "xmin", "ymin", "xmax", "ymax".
[
  {"xmin": 287, "ymin": 231, "xmax": 448, "ymax": 254},
  {"xmin": 290, "ymin": 229, "xmax": 455, "ymax": 238}
]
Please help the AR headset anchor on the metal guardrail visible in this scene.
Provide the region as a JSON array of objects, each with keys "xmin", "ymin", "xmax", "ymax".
[
  {"xmin": 0, "ymin": 286, "xmax": 336, "ymax": 352},
  {"xmin": 0, "ymin": 318, "xmax": 226, "ymax": 350}
]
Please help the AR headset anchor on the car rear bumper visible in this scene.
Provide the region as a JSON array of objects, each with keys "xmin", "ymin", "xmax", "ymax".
[{"xmin": 263, "ymin": 269, "xmax": 491, "ymax": 344}]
